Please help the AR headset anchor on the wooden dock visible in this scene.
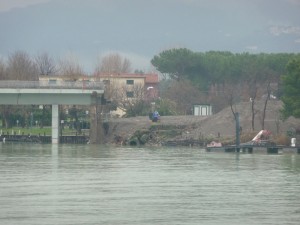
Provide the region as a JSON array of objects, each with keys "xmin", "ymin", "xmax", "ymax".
[{"xmin": 206, "ymin": 145, "xmax": 300, "ymax": 154}]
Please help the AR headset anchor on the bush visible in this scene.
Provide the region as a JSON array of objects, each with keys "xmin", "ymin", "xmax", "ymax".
[{"xmin": 273, "ymin": 135, "xmax": 290, "ymax": 146}]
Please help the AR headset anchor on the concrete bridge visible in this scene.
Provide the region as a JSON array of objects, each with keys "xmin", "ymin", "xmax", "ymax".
[{"xmin": 0, "ymin": 80, "xmax": 104, "ymax": 144}]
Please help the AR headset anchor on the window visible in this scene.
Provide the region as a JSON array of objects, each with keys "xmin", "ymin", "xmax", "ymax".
[
  {"xmin": 126, "ymin": 91, "xmax": 134, "ymax": 98},
  {"xmin": 126, "ymin": 80, "xmax": 134, "ymax": 85}
]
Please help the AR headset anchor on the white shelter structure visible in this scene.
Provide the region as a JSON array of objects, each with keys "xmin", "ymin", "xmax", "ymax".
[{"xmin": 193, "ymin": 104, "xmax": 212, "ymax": 116}]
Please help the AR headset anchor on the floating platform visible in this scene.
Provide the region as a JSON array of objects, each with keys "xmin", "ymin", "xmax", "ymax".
[{"xmin": 206, "ymin": 145, "xmax": 300, "ymax": 154}]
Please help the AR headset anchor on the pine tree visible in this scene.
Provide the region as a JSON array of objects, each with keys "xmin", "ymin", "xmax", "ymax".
[{"xmin": 281, "ymin": 58, "xmax": 300, "ymax": 119}]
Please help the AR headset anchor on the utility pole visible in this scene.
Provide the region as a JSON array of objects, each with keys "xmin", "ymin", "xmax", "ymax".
[{"xmin": 235, "ymin": 112, "xmax": 240, "ymax": 152}]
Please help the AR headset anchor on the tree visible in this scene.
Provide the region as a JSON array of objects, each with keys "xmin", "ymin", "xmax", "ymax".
[
  {"xmin": 117, "ymin": 83, "xmax": 149, "ymax": 117},
  {"xmin": 35, "ymin": 52, "xmax": 57, "ymax": 76},
  {"xmin": 242, "ymin": 55, "xmax": 265, "ymax": 131},
  {"xmin": 249, "ymin": 82, "xmax": 258, "ymax": 131},
  {"xmin": 160, "ymin": 79, "xmax": 203, "ymax": 115},
  {"xmin": 59, "ymin": 54, "xmax": 85, "ymax": 79},
  {"xmin": 0, "ymin": 58, "xmax": 6, "ymax": 80},
  {"xmin": 155, "ymin": 98, "xmax": 177, "ymax": 116},
  {"xmin": 95, "ymin": 53, "xmax": 132, "ymax": 74},
  {"xmin": 151, "ymin": 49, "xmax": 295, "ymax": 87},
  {"xmin": 221, "ymin": 81, "xmax": 243, "ymax": 121},
  {"xmin": 261, "ymin": 81, "xmax": 271, "ymax": 129},
  {"xmin": 281, "ymin": 57, "xmax": 300, "ymax": 119},
  {"xmin": 6, "ymin": 50, "xmax": 39, "ymax": 80},
  {"xmin": 151, "ymin": 48, "xmax": 196, "ymax": 81}
]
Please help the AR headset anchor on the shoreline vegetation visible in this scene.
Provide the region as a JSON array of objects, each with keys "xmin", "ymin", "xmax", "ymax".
[
  {"xmin": 1, "ymin": 101, "xmax": 300, "ymax": 146},
  {"xmin": 1, "ymin": 50, "xmax": 300, "ymax": 146}
]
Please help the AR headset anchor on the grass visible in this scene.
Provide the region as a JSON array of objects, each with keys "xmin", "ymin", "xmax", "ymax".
[
  {"xmin": 0, "ymin": 127, "xmax": 89, "ymax": 136},
  {"xmin": 1, "ymin": 127, "xmax": 52, "ymax": 136}
]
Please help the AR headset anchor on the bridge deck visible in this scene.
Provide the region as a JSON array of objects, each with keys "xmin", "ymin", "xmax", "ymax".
[
  {"xmin": 0, "ymin": 80, "xmax": 104, "ymax": 90},
  {"xmin": 0, "ymin": 80, "xmax": 104, "ymax": 105}
]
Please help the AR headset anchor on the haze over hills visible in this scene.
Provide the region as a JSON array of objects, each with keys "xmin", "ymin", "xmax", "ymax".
[{"xmin": 0, "ymin": 0, "xmax": 300, "ymax": 73}]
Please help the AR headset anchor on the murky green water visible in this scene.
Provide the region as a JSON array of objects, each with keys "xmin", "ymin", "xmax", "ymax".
[{"xmin": 0, "ymin": 143, "xmax": 300, "ymax": 225}]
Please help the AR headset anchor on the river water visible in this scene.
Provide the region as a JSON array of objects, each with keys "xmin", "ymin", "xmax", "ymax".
[{"xmin": 0, "ymin": 143, "xmax": 300, "ymax": 225}]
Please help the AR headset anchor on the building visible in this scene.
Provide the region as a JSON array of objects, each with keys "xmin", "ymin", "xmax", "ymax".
[
  {"xmin": 39, "ymin": 73, "xmax": 159, "ymax": 117},
  {"xmin": 95, "ymin": 73, "xmax": 159, "ymax": 117},
  {"xmin": 193, "ymin": 104, "xmax": 212, "ymax": 116},
  {"xmin": 39, "ymin": 73, "xmax": 159, "ymax": 99},
  {"xmin": 95, "ymin": 73, "xmax": 159, "ymax": 101}
]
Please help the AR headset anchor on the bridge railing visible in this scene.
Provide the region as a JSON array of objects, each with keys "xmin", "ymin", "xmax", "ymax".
[{"xmin": 0, "ymin": 80, "xmax": 104, "ymax": 90}]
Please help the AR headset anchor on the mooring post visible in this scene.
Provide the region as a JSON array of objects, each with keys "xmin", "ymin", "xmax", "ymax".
[{"xmin": 235, "ymin": 112, "xmax": 240, "ymax": 152}]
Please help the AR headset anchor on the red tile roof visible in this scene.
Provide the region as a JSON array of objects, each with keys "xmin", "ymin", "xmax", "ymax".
[{"xmin": 145, "ymin": 74, "xmax": 159, "ymax": 84}]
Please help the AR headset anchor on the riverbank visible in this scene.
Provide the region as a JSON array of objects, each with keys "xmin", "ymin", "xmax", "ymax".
[
  {"xmin": 103, "ymin": 101, "xmax": 300, "ymax": 146},
  {"xmin": 1, "ymin": 101, "xmax": 299, "ymax": 146}
]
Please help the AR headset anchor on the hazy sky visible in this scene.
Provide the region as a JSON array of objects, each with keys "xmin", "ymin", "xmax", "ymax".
[{"xmin": 0, "ymin": 0, "xmax": 300, "ymax": 73}]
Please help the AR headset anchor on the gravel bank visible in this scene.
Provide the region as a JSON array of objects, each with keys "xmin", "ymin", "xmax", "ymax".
[{"xmin": 103, "ymin": 101, "xmax": 300, "ymax": 145}]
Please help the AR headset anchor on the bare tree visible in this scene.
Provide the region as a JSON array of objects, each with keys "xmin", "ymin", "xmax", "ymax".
[
  {"xmin": 95, "ymin": 53, "xmax": 132, "ymax": 74},
  {"xmin": 222, "ymin": 82, "xmax": 242, "ymax": 121},
  {"xmin": 6, "ymin": 50, "xmax": 39, "ymax": 80},
  {"xmin": 35, "ymin": 52, "xmax": 57, "ymax": 76},
  {"xmin": 0, "ymin": 58, "xmax": 7, "ymax": 80},
  {"xmin": 162, "ymin": 79, "xmax": 203, "ymax": 115},
  {"xmin": 248, "ymin": 78, "xmax": 259, "ymax": 131},
  {"xmin": 59, "ymin": 54, "xmax": 85, "ymax": 79},
  {"xmin": 261, "ymin": 81, "xmax": 272, "ymax": 130},
  {"xmin": 115, "ymin": 83, "xmax": 149, "ymax": 117}
]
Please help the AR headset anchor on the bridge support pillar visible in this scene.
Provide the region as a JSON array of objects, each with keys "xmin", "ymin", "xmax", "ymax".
[{"xmin": 52, "ymin": 104, "xmax": 59, "ymax": 144}]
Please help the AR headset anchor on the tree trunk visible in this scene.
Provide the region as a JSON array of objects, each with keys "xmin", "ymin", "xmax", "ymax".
[
  {"xmin": 251, "ymin": 99, "xmax": 255, "ymax": 131},
  {"xmin": 261, "ymin": 83, "xmax": 271, "ymax": 130}
]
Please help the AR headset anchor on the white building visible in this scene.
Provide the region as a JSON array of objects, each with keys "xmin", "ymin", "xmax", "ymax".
[{"xmin": 193, "ymin": 104, "xmax": 212, "ymax": 116}]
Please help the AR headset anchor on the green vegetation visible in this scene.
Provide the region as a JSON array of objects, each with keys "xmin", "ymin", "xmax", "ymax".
[
  {"xmin": 152, "ymin": 48, "xmax": 296, "ymax": 88},
  {"xmin": 0, "ymin": 104, "xmax": 90, "ymax": 131},
  {"xmin": 281, "ymin": 57, "xmax": 300, "ymax": 119},
  {"xmin": 151, "ymin": 48, "xmax": 300, "ymax": 118},
  {"xmin": 1, "ymin": 48, "xmax": 300, "ymax": 121},
  {"xmin": 0, "ymin": 126, "xmax": 88, "ymax": 136},
  {"xmin": 1, "ymin": 127, "xmax": 51, "ymax": 136},
  {"xmin": 0, "ymin": 105, "xmax": 51, "ymax": 129}
]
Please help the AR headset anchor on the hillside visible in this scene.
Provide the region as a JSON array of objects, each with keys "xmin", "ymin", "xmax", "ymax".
[
  {"xmin": 103, "ymin": 100, "xmax": 300, "ymax": 146},
  {"xmin": 190, "ymin": 100, "xmax": 298, "ymax": 139}
]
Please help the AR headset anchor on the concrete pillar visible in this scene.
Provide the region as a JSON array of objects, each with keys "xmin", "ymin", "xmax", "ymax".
[
  {"xmin": 90, "ymin": 94, "xmax": 104, "ymax": 144},
  {"xmin": 52, "ymin": 104, "xmax": 59, "ymax": 144}
]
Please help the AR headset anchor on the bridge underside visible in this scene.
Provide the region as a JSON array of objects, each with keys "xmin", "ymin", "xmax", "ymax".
[
  {"xmin": 0, "ymin": 89, "xmax": 103, "ymax": 144},
  {"xmin": 0, "ymin": 93, "xmax": 96, "ymax": 105},
  {"xmin": 0, "ymin": 89, "xmax": 101, "ymax": 105}
]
